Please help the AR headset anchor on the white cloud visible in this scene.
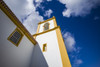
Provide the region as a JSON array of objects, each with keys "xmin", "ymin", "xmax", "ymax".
[
  {"xmin": 94, "ymin": 16, "xmax": 99, "ymax": 20},
  {"xmin": 59, "ymin": 0, "xmax": 100, "ymax": 17},
  {"xmin": 62, "ymin": 31, "xmax": 83, "ymax": 67},
  {"xmin": 73, "ymin": 59, "xmax": 83, "ymax": 67},
  {"xmin": 4, "ymin": 0, "xmax": 35, "ymax": 20},
  {"xmin": 23, "ymin": 12, "xmax": 43, "ymax": 34},
  {"xmin": 75, "ymin": 59, "xmax": 83, "ymax": 64},
  {"xmin": 63, "ymin": 9, "xmax": 71, "ymax": 17},
  {"xmin": 47, "ymin": 0, "xmax": 52, "ymax": 2},
  {"xmin": 34, "ymin": 0, "xmax": 43, "ymax": 8},
  {"xmin": 44, "ymin": 9, "xmax": 53, "ymax": 18},
  {"xmin": 63, "ymin": 32, "xmax": 76, "ymax": 52},
  {"xmin": 4, "ymin": 0, "xmax": 44, "ymax": 34},
  {"xmin": 35, "ymin": 0, "xmax": 42, "ymax": 2}
]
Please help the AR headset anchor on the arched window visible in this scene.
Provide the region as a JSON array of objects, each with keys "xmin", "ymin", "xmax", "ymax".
[{"xmin": 44, "ymin": 23, "xmax": 49, "ymax": 31}]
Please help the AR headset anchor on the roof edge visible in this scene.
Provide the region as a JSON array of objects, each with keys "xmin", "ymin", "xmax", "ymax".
[{"xmin": 0, "ymin": 0, "xmax": 37, "ymax": 45}]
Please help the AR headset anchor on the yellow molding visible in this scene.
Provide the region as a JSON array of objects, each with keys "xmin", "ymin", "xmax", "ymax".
[
  {"xmin": 7, "ymin": 28, "xmax": 24, "ymax": 47},
  {"xmin": 34, "ymin": 16, "xmax": 57, "ymax": 39},
  {"xmin": 33, "ymin": 24, "xmax": 71, "ymax": 66},
  {"xmin": 53, "ymin": 17, "xmax": 57, "ymax": 27},
  {"xmin": 0, "ymin": 0, "xmax": 37, "ymax": 45},
  {"xmin": 36, "ymin": 24, "xmax": 40, "ymax": 34},
  {"xmin": 56, "ymin": 27, "xmax": 71, "ymax": 67},
  {"xmin": 38, "ymin": 16, "xmax": 56, "ymax": 25},
  {"xmin": 33, "ymin": 26, "xmax": 60, "ymax": 37},
  {"xmin": 34, "ymin": 24, "xmax": 40, "ymax": 39}
]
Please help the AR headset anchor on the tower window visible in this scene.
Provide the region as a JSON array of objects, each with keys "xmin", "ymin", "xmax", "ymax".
[
  {"xmin": 43, "ymin": 43, "xmax": 47, "ymax": 52},
  {"xmin": 43, "ymin": 23, "xmax": 49, "ymax": 31},
  {"xmin": 8, "ymin": 28, "xmax": 23, "ymax": 47}
]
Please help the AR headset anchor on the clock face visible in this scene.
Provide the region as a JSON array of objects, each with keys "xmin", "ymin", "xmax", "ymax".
[{"xmin": 44, "ymin": 23, "xmax": 49, "ymax": 31}]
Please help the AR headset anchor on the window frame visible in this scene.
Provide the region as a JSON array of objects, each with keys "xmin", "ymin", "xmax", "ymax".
[
  {"xmin": 7, "ymin": 28, "xmax": 24, "ymax": 47},
  {"xmin": 43, "ymin": 22, "xmax": 50, "ymax": 31},
  {"xmin": 42, "ymin": 43, "xmax": 47, "ymax": 52}
]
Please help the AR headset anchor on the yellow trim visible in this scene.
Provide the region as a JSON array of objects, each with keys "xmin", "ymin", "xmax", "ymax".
[
  {"xmin": 0, "ymin": 0, "xmax": 37, "ymax": 45},
  {"xmin": 42, "ymin": 43, "xmax": 47, "ymax": 52},
  {"xmin": 34, "ymin": 24, "xmax": 40, "ymax": 39},
  {"xmin": 36, "ymin": 23, "xmax": 40, "ymax": 34},
  {"xmin": 33, "ymin": 16, "xmax": 57, "ymax": 39},
  {"xmin": 56, "ymin": 27, "xmax": 71, "ymax": 67},
  {"xmin": 38, "ymin": 16, "xmax": 56, "ymax": 25},
  {"xmin": 33, "ymin": 35, "xmax": 36, "ymax": 39},
  {"xmin": 33, "ymin": 13, "xmax": 71, "ymax": 66},
  {"xmin": 7, "ymin": 28, "xmax": 24, "ymax": 47},
  {"xmin": 53, "ymin": 17, "xmax": 57, "ymax": 27},
  {"xmin": 33, "ymin": 25, "xmax": 71, "ymax": 66},
  {"xmin": 33, "ymin": 26, "xmax": 60, "ymax": 37}
]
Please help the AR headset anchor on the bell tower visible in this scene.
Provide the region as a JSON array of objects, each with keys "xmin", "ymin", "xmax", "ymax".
[{"xmin": 33, "ymin": 16, "xmax": 71, "ymax": 67}]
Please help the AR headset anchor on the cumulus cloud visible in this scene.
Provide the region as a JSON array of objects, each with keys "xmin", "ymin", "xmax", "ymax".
[
  {"xmin": 73, "ymin": 59, "xmax": 83, "ymax": 67},
  {"xmin": 35, "ymin": 0, "xmax": 42, "ymax": 2},
  {"xmin": 4, "ymin": 0, "xmax": 35, "ymax": 21},
  {"xmin": 23, "ymin": 12, "xmax": 43, "ymax": 34},
  {"xmin": 47, "ymin": 0, "xmax": 52, "ymax": 2},
  {"xmin": 62, "ymin": 31, "xmax": 82, "ymax": 67},
  {"xmin": 94, "ymin": 16, "xmax": 99, "ymax": 20},
  {"xmin": 34, "ymin": 0, "xmax": 43, "ymax": 8},
  {"xmin": 4, "ymin": 0, "xmax": 44, "ymax": 34},
  {"xmin": 63, "ymin": 32, "xmax": 76, "ymax": 52},
  {"xmin": 44, "ymin": 9, "xmax": 53, "ymax": 18},
  {"xmin": 59, "ymin": 0, "xmax": 100, "ymax": 17},
  {"xmin": 75, "ymin": 59, "xmax": 83, "ymax": 64}
]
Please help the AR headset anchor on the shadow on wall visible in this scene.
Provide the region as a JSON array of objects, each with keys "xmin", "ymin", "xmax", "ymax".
[{"xmin": 30, "ymin": 43, "xmax": 48, "ymax": 67}]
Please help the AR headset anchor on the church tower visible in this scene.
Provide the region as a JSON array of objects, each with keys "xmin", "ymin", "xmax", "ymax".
[{"xmin": 33, "ymin": 16, "xmax": 71, "ymax": 67}]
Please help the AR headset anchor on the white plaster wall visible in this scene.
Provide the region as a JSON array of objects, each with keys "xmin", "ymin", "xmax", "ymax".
[
  {"xmin": 0, "ymin": 9, "xmax": 34, "ymax": 67},
  {"xmin": 36, "ymin": 30, "xmax": 63, "ymax": 67},
  {"xmin": 30, "ymin": 44, "xmax": 49, "ymax": 67},
  {"xmin": 39, "ymin": 20, "xmax": 54, "ymax": 33}
]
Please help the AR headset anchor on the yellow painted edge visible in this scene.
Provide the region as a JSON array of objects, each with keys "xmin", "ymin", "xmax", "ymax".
[
  {"xmin": 33, "ymin": 35, "xmax": 36, "ymax": 39},
  {"xmin": 33, "ymin": 26, "xmax": 60, "ymax": 37},
  {"xmin": 0, "ymin": 0, "xmax": 37, "ymax": 45},
  {"xmin": 56, "ymin": 27, "xmax": 71, "ymax": 67},
  {"xmin": 36, "ymin": 24, "xmax": 40, "ymax": 34},
  {"xmin": 7, "ymin": 28, "xmax": 24, "ymax": 47},
  {"xmin": 33, "ymin": 16, "xmax": 57, "ymax": 39},
  {"xmin": 34, "ymin": 24, "xmax": 40, "ymax": 39},
  {"xmin": 38, "ymin": 16, "xmax": 55, "ymax": 25},
  {"xmin": 53, "ymin": 17, "xmax": 57, "ymax": 27}
]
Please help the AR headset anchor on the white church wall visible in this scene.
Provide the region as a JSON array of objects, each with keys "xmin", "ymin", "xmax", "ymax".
[
  {"xmin": 0, "ymin": 9, "xmax": 34, "ymax": 67},
  {"xmin": 30, "ymin": 44, "xmax": 49, "ymax": 67},
  {"xmin": 36, "ymin": 30, "xmax": 63, "ymax": 67},
  {"xmin": 39, "ymin": 20, "xmax": 54, "ymax": 33}
]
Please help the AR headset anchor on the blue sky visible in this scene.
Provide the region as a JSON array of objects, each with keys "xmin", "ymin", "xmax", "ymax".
[{"xmin": 4, "ymin": 0, "xmax": 100, "ymax": 67}]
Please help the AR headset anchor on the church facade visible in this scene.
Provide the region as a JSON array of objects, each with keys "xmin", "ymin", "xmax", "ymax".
[{"xmin": 0, "ymin": 0, "xmax": 71, "ymax": 67}]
